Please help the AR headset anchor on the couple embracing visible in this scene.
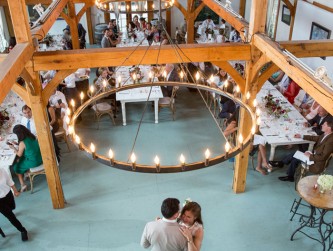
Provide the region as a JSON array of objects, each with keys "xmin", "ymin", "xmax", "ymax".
[{"xmin": 141, "ymin": 198, "xmax": 204, "ymax": 251}]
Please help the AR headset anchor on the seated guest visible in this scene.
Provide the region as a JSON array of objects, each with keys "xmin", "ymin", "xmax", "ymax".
[
  {"xmin": 305, "ymin": 100, "xmax": 320, "ymax": 121},
  {"xmin": 133, "ymin": 15, "xmax": 140, "ymax": 30},
  {"xmin": 47, "ymin": 103, "xmax": 60, "ymax": 133},
  {"xmin": 94, "ymin": 67, "xmax": 113, "ymax": 94},
  {"xmin": 109, "ymin": 19, "xmax": 119, "ymax": 36},
  {"xmin": 269, "ymin": 70, "xmax": 285, "ymax": 84},
  {"xmin": 8, "ymin": 125, "xmax": 43, "ymax": 192},
  {"xmin": 139, "ymin": 17, "xmax": 147, "ymax": 31},
  {"xmin": 293, "ymin": 89, "xmax": 313, "ymax": 115},
  {"xmin": 224, "ymin": 109, "xmax": 272, "ymax": 175},
  {"xmin": 275, "ymin": 74, "xmax": 290, "ymax": 93},
  {"xmin": 144, "ymin": 22, "xmax": 153, "ymax": 38},
  {"xmin": 306, "ymin": 106, "xmax": 332, "ymax": 135},
  {"xmin": 283, "ymin": 79, "xmax": 300, "ymax": 104},
  {"xmin": 101, "ymin": 29, "xmax": 119, "ymax": 48},
  {"xmin": 49, "ymin": 89, "xmax": 68, "ymax": 120},
  {"xmin": 63, "ymin": 72, "xmax": 78, "ymax": 104},
  {"xmin": 160, "ymin": 31, "xmax": 169, "ymax": 45},
  {"xmin": 61, "ymin": 28, "xmax": 72, "ymax": 50},
  {"xmin": 21, "ymin": 105, "xmax": 36, "ymax": 136},
  {"xmin": 278, "ymin": 120, "xmax": 333, "ymax": 182},
  {"xmin": 201, "ymin": 15, "xmax": 215, "ymax": 31},
  {"xmin": 161, "ymin": 64, "xmax": 180, "ymax": 97}
]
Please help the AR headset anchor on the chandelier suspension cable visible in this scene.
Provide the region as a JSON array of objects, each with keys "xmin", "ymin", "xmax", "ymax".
[
  {"xmin": 159, "ymin": 23, "xmax": 231, "ymax": 138},
  {"xmin": 126, "ymin": 37, "xmax": 166, "ymax": 163}
]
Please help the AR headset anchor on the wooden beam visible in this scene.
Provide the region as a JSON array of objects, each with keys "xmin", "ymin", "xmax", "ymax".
[
  {"xmin": 239, "ymin": 0, "xmax": 246, "ymax": 17},
  {"xmin": 33, "ymin": 43, "xmax": 251, "ymax": 71},
  {"xmin": 212, "ymin": 61, "xmax": 245, "ymax": 91},
  {"xmin": 28, "ymin": 88, "xmax": 65, "ymax": 209},
  {"xmin": 282, "ymin": 0, "xmax": 295, "ymax": 15},
  {"xmin": 202, "ymin": 0, "xmax": 249, "ymax": 40},
  {"xmin": 42, "ymin": 69, "xmax": 76, "ymax": 103},
  {"xmin": 279, "ymin": 40, "xmax": 333, "ymax": 58},
  {"xmin": 173, "ymin": 0, "xmax": 187, "ymax": 16},
  {"xmin": 254, "ymin": 33, "xmax": 333, "ymax": 114},
  {"xmin": 86, "ymin": 7, "xmax": 94, "ymax": 45},
  {"xmin": 0, "ymin": 54, "xmax": 6, "ymax": 63},
  {"xmin": 313, "ymin": 1, "xmax": 333, "ymax": 13},
  {"xmin": 288, "ymin": 0, "xmax": 298, "ymax": 40},
  {"xmin": 30, "ymin": 0, "xmax": 69, "ymax": 41},
  {"xmin": 233, "ymin": 0, "xmax": 268, "ymax": 194},
  {"xmin": 8, "ymin": 0, "xmax": 32, "ymax": 43},
  {"xmin": 257, "ymin": 63, "xmax": 279, "ymax": 90},
  {"xmin": 0, "ymin": 43, "xmax": 34, "ymax": 104},
  {"xmin": 11, "ymin": 83, "xmax": 30, "ymax": 106}
]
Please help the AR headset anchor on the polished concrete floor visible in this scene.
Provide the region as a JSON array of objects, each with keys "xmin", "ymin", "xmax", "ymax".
[{"xmin": 1, "ymin": 88, "xmax": 332, "ymax": 251}]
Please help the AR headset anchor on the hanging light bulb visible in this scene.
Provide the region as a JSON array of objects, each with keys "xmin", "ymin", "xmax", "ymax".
[
  {"xmin": 256, "ymin": 108, "xmax": 261, "ymax": 117},
  {"xmin": 70, "ymin": 99, "xmax": 75, "ymax": 111},
  {"xmin": 251, "ymin": 126, "xmax": 256, "ymax": 135},
  {"xmin": 117, "ymin": 75, "xmax": 122, "ymax": 86},
  {"xmin": 109, "ymin": 149, "xmax": 114, "ymax": 166},
  {"xmin": 195, "ymin": 72, "xmax": 200, "ymax": 81},
  {"xmin": 180, "ymin": 154, "xmax": 185, "ymax": 170},
  {"xmin": 65, "ymin": 116, "xmax": 70, "ymax": 125},
  {"xmin": 68, "ymin": 125, "xmax": 73, "ymax": 135},
  {"xmin": 90, "ymin": 143, "xmax": 96, "ymax": 159},
  {"xmin": 209, "ymin": 75, "xmax": 214, "ymax": 84},
  {"xmin": 225, "ymin": 142, "xmax": 231, "ymax": 158},
  {"xmin": 75, "ymin": 135, "xmax": 82, "ymax": 150},
  {"xmin": 80, "ymin": 91, "xmax": 84, "ymax": 105},
  {"xmin": 246, "ymin": 91, "xmax": 250, "ymax": 101},
  {"xmin": 131, "ymin": 152, "xmax": 136, "ymax": 170},
  {"xmin": 154, "ymin": 155, "xmax": 160, "ymax": 172},
  {"xmin": 66, "ymin": 108, "xmax": 71, "ymax": 116},
  {"xmin": 204, "ymin": 149, "xmax": 210, "ymax": 166},
  {"xmin": 180, "ymin": 71, "xmax": 184, "ymax": 81},
  {"xmin": 256, "ymin": 117, "xmax": 261, "ymax": 126},
  {"xmin": 148, "ymin": 71, "xmax": 153, "ymax": 81},
  {"xmin": 89, "ymin": 85, "xmax": 94, "ymax": 95},
  {"xmin": 238, "ymin": 134, "xmax": 244, "ymax": 150},
  {"xmin": 253, "ymin": 99, "xmax": 257, "ymax": 108}
]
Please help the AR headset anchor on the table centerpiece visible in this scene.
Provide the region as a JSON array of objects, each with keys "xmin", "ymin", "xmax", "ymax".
[{"xmin": 317, "ymin": 174, "xmax": 333, "ymax": 193}]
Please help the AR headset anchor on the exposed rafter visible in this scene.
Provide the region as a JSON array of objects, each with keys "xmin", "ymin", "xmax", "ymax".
[
  {"xmin": 254, "ymin": 34, "xmax": 333, "ymax": 114},
  {"xmin": 279, "ymin": 40, "xmax": 333, "ymax": 58},
  {"xmin": 32, "ymin": 43, "xmax": 251, "ymax": 71}
]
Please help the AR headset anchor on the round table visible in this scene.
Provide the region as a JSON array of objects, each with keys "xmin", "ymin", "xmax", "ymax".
[{"xmin": 291, "ymin": 175, "xmax": 333, "ymax": 251}]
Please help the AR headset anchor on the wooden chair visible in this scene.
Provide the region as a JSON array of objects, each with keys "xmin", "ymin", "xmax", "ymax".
[
  {"xmin": 158, "ymin": 86, "xmax": 179, "ymax": 120},
  {"xmin": 87, "ymin": 89, "xmax": 116, "ymax": 129},
  {"xmin": 55, "ymin": 119, "xmax": 70, "ymax": 152},
  {"xmin": 28, "ymin": 164, "xmax": 45, "ymax": 194}
]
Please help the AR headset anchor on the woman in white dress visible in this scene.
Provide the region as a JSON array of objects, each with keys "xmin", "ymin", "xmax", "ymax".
[{"xmin": 179, "ymin": 202, "xmax": 204, "ymax": 251}]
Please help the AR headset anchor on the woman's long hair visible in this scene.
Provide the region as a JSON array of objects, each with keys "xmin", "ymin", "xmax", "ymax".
[
  {"xmin": 181, "ymin": 202, "xmax": 203, "ymax": 226},
  {"xmin": 13, "ymin": 124, "xmax": 36, "ymax": 142}
]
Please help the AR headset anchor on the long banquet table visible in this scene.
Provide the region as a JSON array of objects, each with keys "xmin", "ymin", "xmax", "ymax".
[{"xmin": 257, "ymin": 82, "xmax": 316, "ymax": 160}]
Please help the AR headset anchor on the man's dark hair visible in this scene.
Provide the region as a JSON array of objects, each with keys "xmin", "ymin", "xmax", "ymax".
[
  {"xmin": 161, "ymin": 198, "xmax": 180, "ymax": 219},
  {"xmin": 207, "ymin": 15, "xmax": 212, "ymax": 19},
  {"xmin": 325, "ymin": 117, "xmax": 333, "ymax": 130},
  {"xmin": 104, "ymin": 28, "xmax": 109, "ymax": 34},
  {"xmin": 22, "ymin": 105, "xmax": 31, "ymax": 112}
]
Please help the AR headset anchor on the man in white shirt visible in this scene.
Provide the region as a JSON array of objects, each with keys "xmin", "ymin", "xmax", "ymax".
[
  {"xmin": 141, "ymin": 198, "xmax": 188, "ymax": 251},
  {"xmin": 201, "ymin": 15, "xmax": 215, "ymax": 31},
  {"xmin": 21, "ymin": 105, "xmax": 37, "ymax": 136}
]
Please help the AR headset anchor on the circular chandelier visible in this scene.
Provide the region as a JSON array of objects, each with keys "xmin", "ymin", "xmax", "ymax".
[
  {"xmin": 95, "ymin": 0, "xmax": 174, "ymax": 14},
  {"xmin": 67, "ymin": 81, "xmax": 258, "ymax": 173}
]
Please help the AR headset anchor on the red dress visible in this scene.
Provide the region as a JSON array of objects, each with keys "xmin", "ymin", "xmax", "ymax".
[{"xmin": 283, "ymin": 80, "xmax": 300, "ymax": 104}]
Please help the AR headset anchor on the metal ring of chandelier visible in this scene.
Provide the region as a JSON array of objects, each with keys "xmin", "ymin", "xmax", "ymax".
[
  {"xmin": 95, "ymin": 0, "xmax": 174, "ymax": 14},
  {"xmin": 68, "ymin": 81, "xmax": 257, "ymax": 173}
]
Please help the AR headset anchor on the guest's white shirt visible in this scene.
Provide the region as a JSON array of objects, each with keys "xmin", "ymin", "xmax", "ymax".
[
  {"xmin": 64, "ymin": 73, "xmax": 76, "ymax": 88},
  {"xmin": 202, "ymin": 19, "xmax": 215, "ymax": 30},
  {"xmin": 21, "ymin": 116, "xmax": 37, "ymax": 136},
  {"xmin": 0, "ymin": 168, "xmax": 14, "ymax": 198},
  {"xmin": 49, "ymin": 91, "xmax": 68, "ymax": 108}
]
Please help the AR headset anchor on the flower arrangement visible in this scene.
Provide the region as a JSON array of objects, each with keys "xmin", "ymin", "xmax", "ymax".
[
  {"xmin": 263, "ymin": 94, "xmax": 289, "ymax": 119},
  {"xmin": 129, "ymin": 66, "xmax": 144, "ymax": 83},
  {"xmin": 183, "ymin": 198, "xmax": 192, "ymax": 207},
  {"xmin": 317, "ymin": 174, "xmax": 333, "ymax": 193},
  {"xmin": 0, "ymin": 109, "xmax": 10, "ymax": 128}
]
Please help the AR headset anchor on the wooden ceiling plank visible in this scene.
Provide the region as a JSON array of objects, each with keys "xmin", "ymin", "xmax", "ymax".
[
  {"xmin": 33, "ymin": 43, "xmax": 251, "ymax": 71},
  {"xmin": 254, "ymin": 34, "xmax": 333, "ymax": 114},
  {"xmin": 0, "ymin": 43, "xmax": 34, "ymax": 104}
]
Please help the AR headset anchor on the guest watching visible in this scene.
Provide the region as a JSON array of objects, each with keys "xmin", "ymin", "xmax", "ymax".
[
  {"xmin": 141, "ymin": 198, "xmax": 187, "ymax": 250},
  {"xmin": 179, "ymin": 201, "xmax": 204, "ymax": 251},
  {"xmin": 8, "ymin": 125, "xmax": 43, "ymax": 192},
  {"xmin": 283, "ymin": 79, "xmax": 300, "ymax": 104},
  {"xmin": 278, "ymin": 120, "xmax": 333, "ymax": 182},
  {"xmin": 0, "ymin": 168, "xmax": 28, "ymax": 241},
  {"xmin": 306, "ymin": 106, "xmax": 332, "ymax": 135},
  {"xmin": 21, "ymin": 105, "xmax": 36, "ymax": 136}
]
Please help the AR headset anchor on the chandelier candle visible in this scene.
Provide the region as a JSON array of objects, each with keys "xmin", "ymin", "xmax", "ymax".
[{"xmin": 90, "ymin": 143, "xmax": 96, "ymax": 159}]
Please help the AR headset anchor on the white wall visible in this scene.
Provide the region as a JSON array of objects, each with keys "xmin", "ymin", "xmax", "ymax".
[
  {"xmin": 291, "ymin": 1, "xmax": 333, "ymax": 80},
  {"xmin": 0, "ymin": 7, "xmax": 9, "ymax": 47}
]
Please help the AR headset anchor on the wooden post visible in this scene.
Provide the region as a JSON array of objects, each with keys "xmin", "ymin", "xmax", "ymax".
[
  {"xmin": 27, "ymin": 69, "xmax": 65, "ymax": 209},
  {"xmin": 68, "ymin": 0, "xmax": 80, "ymax": 49},
  {"xmin": 288, "ymin": 0, "xmax": 298, "ymax": 40},
  {"xmin": 239, "ymin": 0, "xmax": 246, "ymax": 17},
  {"xmin": 86, "ymin": 7, "xmax": 94, "ymax": 44},
  {"xmin": 233, "ymin": 0, "xmax": 268, "ymax": 193}
]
